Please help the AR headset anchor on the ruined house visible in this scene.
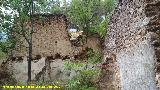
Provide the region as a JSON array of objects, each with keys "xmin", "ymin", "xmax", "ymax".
[
  {"xmin": 100, "ymin": 0, "xmax": 160, "ymax": 90},
  {"xmin": 13, "ymin": 14, "xmax": 102, "ymax": 60},
  {"xmin": 0, "ymin": 14, "xmax": 103, "ymax": 83}
]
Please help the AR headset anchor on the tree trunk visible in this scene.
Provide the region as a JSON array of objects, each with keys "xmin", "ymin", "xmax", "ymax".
[
  {"xmin": 28, "ymin": 0, "xmax": 34, "ymax": 83},
  {"xmin": 100, "ymin": 0, "xmax": 160, "ymax": 90},
  {"xmin": 28, "ymin": 42, "xmax": 32, "ymax": 82}
]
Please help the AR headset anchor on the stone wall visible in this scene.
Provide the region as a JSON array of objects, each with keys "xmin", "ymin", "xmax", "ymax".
[
  {"xmin": 13, "ymin": 14, "xmax": 73, "ymax": 58},
  {"xmin": 13, "ymin": 14, "xmax": 102, "ymax": 59},
  {"xmin": 0, "ymin": 14, "xmax": 103, "ymax": 84},
  {"xmin": 100, "ymin": 0, "xmax": 160, "ymax": 90}
]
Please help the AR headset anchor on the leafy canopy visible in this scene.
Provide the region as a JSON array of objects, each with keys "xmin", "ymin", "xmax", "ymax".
[{"xmin": 67, "ymin": 0, "xmax": 116, "ymax": 38}]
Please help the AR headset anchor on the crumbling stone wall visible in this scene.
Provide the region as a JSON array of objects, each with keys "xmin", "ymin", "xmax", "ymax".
[
  {"xmin": 14, "ymin": 14, "xmax": 73, "ymax": 58},
  {"xmin": 32, "ymin": 14, "xmax": 72, "ymax": 57},
  {"xmin": 1, "ymin": 14, "xmax": 103, "ymax": 84},
  {"xmin": 100, "ymin": 0, "xmax": 160, "ymax": 90},
  {"xmin": 13, "ymin": 14, "xmax": 102, "ymax": 59}
]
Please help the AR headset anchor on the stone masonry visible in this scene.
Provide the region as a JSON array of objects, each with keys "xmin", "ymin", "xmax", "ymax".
[{"xmin": 100, "ymin": 0, "xmax": 160, "ymax": 90}]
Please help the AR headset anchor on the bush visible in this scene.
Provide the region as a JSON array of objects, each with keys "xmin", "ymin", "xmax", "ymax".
[
  {"xmin": 65, "ymin": 69, "xmax": 100, "ymax": 90},
  {"xmin": 64, "ymin": 59, "xmax": 101, "ymax": 90},
  {"xmin": 87, "ymin": 48, "xmax": 103, "ymax": 64},
  {"xmin": 88, "ymin": 16, "xmax": 109, "ymax": 38}
]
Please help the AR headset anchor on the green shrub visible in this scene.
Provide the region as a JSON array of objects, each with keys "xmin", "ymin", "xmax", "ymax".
[
  {"xmin": 64, "ymin": 61, "xmax": 85, "ymax": 71},
  {"xmin": 97, "ymin": 17, "xmax": 109, "ymax": 38},
  {"xmin": 87, "ymin": 48, "xmax": 103, "ymax": 64},
  {"xmin": 88, "ymin": 16, "xmax": 109, "ymax": 38},
  {"xmin": 63, "ymin": 48, "xmax": 102, "ymax": 90},
  {"xmin": 65, "ymin": 69, "xmax": 100, "ymax": 90},
  {"xmin": 64, "ymin": 60, "xmax": 101, "ymax": 90}
]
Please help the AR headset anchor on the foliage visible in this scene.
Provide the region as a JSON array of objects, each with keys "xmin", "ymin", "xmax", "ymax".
[
  {"xmin": 96, "ymin": 16, "xmax": 109, "ymax": 38},
  {"xmin": 0, "ymin": 41, "xmax": 14, "ymax": 60},
  {"xmin": 64, "ymin": 67, "xmax": 100, "ymax": 90},
  {"xmin": 101, "ymin": 0, "xmax": 117, "ymax": 14},
  {"xmin": 64, "ymin": 50, "xmax": 102, "ymax": 90},
  {"xmin": 0, "ymin": 0, "xmax": 32, "ymax": 56},
  {"xmin": 0, "ymin": 3, "xmax": 16, "ymax": 58},
  {"xmin": 87, "ymin": 48, "xmax": 103, "ymax": 64},
  {"xmin": 67, "ymin": 0, "xmax": 116, "ymax": 38},
  {"xmin": 88, "ymin": 17, "xmax": 109, "ymax": 38},
  {"xmin": 64, "ymin": 61, "xmax": 85, "ymax": 71},
  {"xmin": 68, "ymin": 0, "xmax": 95, "ymax": 31},
  {"xmin": 1, "ymin": 0, "xmax": 36, "ymax": 82},
  {"xmin": 34, "ymin": 0, "xmax": 63, "ymax": 13},
  {"xmin": 64, "ymin": 49, "xmax": 103, "ymax": 70}
]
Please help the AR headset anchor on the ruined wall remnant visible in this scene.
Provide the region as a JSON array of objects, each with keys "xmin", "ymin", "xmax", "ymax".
[
  {"xmin": 2, "ymin": 57, "xmax": 76, "ymax": 84},
  {"xmin": 13, "ymin": 14, "xmax": 73, "ymax": 58},
  {"xmin": 100, "ymin": 0, "xmax": 160, "ymax": 90},
  {"xmin": 0, "ymin": 14, "xmax": 103, "ymax": 83},
  {"xmin": 13, "ymin": 14, "xmax": 102, "ymax": 59}
]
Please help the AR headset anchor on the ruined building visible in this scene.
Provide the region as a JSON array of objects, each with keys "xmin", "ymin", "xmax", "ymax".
[
  {"xmin": 0, "ymin": 14, "xmax": 102, "ymax": 83},
  {"xmin": 12, "ymin": 14, "xmax": 102, "ymax": 59},
  {"xmin": 100, "ymin": 0, "xmax": 160, "ymax": 90}
]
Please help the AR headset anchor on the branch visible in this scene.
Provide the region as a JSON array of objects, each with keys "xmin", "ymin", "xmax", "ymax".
[
  {"xmin": 24, "ymin": 0, "xmax": 33, "ymax": 16},
  {"xmin": 22, "ymin": 31, "xmax": 30, "ymax": 44},
  {"xmin": 30, "ymin": 0, "xmax": 34, "ymax": 35},
  {"xmin": 20, "ymin": 23, "xmax": 30, "ymax": 44}
]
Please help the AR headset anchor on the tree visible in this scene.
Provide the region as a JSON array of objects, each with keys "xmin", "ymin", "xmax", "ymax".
[
  {"xmin": 0, "ymin": 0, "xmax": 35, "ymax": 83},
  {"xmin": 67, "ymin": 0, "xmax": 116, "ymax": 38},
  {"xmin": 0, "ymin": 0, "xmax": 68, "ymax": 83},
  {"xmin": 34, "ymin": 0, "xmax": 63, "ymax": 14},
  {"xmin": 28, "ymin": 0, "xmax": 34, "ymax": 83},
  {"xmin": 12, "ymin": 0, "xmax": 35, "ymax": 83},
  {"xmin": 0, "ymin": 1, "xmax": 17, "ymax": 58}
]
